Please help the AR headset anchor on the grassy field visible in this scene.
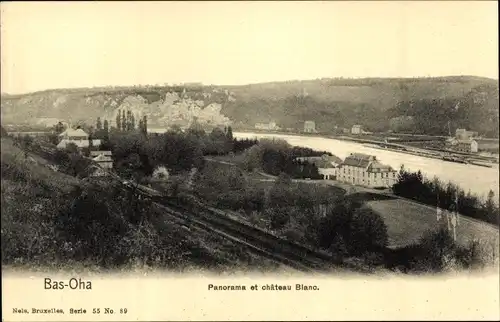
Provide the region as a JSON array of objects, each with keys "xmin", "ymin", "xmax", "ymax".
[{"xmin": 348, "ymin": 192, "xmax": 500, "ymax": 254}]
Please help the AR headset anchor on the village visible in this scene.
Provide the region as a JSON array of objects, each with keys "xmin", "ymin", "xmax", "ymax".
[
  {"xmin": 9, "ymin": 118, "xmax": 400, "ymax": 192},
  {"xmin": 250, "ymin": 119, "xmax": 499, "ymax": 167}
]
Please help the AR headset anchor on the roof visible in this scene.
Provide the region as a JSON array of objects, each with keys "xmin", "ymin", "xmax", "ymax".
[
  {"xmin": 295, "ymin": 154, "xmax": 343, "ymax": 169},
  {"xmin": 349, "ymin": 153, "xmax": 374, "ymax": 160},
  {"xmin": 59, "ymin": 128, "xmax": 88, "ymax": 137},
  {"xmin": 367, "ymin": 161, "xmax": 394, "ymax": 172},
  {"xmin": 90, "ymin": 150, "xmax": 112, "ymax": 156},
  {"xmin": 341, "ymin": 153, "xmax": 375, "ymax": 168},
  {"xmin": 93, "ymin": 154, "xmax": 113, "ymax": 162},
  {"xmin": 57, "ymin": 139, "xmax": 101, "ymax": 149},
  {"xmin": 342, "ymin": 158, "xmax": 370, "ymax": 168},
  {"xmin": 456, "ymin": 139, "xmax": 477, "ymax": 144},
  {"xmin": 314, "ymin": 159, "xmax": 340, "ymax": 168},
  {"xmin": 352, "ymin": 125, "xmax": 362, "ymax": 128}
]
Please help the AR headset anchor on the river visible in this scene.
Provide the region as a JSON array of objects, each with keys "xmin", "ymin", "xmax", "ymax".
[{"xmin": 233, "ymin": 131, "xmax": 500, "ymax": 200}]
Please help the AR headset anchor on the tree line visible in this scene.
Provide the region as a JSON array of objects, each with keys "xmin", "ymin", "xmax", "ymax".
[
  {"xmin": 100, "ymin": 124, "xmax": 257, "ymax": 183},
  {"xmin": 392, "ymin": 166, "xmax": 499, "ymax": 226},
  {"xmin": 241, "ymin": 139, "xmax": 331, "ymax": 179}
]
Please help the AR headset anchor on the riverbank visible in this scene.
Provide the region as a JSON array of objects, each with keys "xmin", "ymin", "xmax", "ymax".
[{"xmin": 233, "ymin": 129, "xmax": 499, "ymax": 166}]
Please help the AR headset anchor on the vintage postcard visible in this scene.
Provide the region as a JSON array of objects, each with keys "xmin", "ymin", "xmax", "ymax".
[{"xmin": 1, "ymin": 1, "xmax": 499, "ymax": 321}]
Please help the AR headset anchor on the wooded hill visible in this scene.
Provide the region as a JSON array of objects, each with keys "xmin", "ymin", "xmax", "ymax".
[{"xmin": 1, "ymin": 76, "xmax": 498, "ymax": 137}]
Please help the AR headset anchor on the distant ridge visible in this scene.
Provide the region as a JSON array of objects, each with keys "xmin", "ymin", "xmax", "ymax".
[
  {"xmin": 1, "ymin": 75, "xmax": 498, "ymax": 138},
  {"xmin": 2, "ymin": 75, "xmax": 497, "ymax": 97}
]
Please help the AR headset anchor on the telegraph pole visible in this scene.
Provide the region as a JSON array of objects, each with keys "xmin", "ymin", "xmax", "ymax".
[{"xmin": 449, "ymin": 197, "xmax": 458, "ymax": 242}]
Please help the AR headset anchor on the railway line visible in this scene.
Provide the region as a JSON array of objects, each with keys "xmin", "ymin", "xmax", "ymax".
[{"xmin": 134, "ymin": 184, "xmax": 366, "ymax": 273}]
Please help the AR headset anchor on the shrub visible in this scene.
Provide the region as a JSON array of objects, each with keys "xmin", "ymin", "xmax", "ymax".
[
  {"xmin": 416, "ymin": 228, "xmax": 456, "ymax": 272},
  {"xmin": 265, "ymin": 207, "xmax": 291, "ymax": 231},
  {"xmin": 152, "ymin": 166, "xmax": 170, "ymax": 181},
  {"xmin": 349, "ymin": 207, "xmax": 389, "ymax": 255},
  {"xmin": 328, "ymin": 233, "xmax": 348, "ymax": 260},
  {"xmin": 389, "ymin": 228, "xmax": 496, "ymax": 273},
  {"xmin": 316, "ymin": 198, "xmax": 359, "ymax": 249},
  {"xmin": 54, "ymin": 185, "xmax": 133, "ymax": 267},
  {"xmin": 454, "ymin": 238, "xmax": 493, "ymax": 270}
]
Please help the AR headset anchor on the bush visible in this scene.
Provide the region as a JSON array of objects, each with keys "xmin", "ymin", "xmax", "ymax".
[
  {"xmin": 413, "ymin": 228, "xmax": 457, "ymax": 272},
  {"xmin": 265, "ymin": 207, "xmax": 291, "ymax": 231},
  {"xmin": 349, "ymin": 207, "xmax": 389, "ymax": 255},
  {"xmin": 314, "ymin": 198, "xmax": 388, "ymax": 260},
  {"xmin": 388, "ymin": 228, "xmax": 496, "ymax": 273},
  {"xmin": 240, "ymin": 140, "xmax": 326, "ymax": 179},
  {"xmin": 328, "ymin": 233, "xmax": 348, "ymax": 260},
  {"xmin": 454, "ymin": 239, "xmax": 488, "ymax": 270},
  {"xmin": 316, "ymin": 198, "xmax": 359, "ymax": 249}
]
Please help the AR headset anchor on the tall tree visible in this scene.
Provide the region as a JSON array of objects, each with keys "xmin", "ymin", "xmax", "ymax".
[
  {"xmin": 484, "ymin": 190, "xmax": 497, "ymax": 215},
  {"xmin": 54, "ymin": 121, "xmax": 66, "ymax": 135},
  {"xmin": 142, "ymin": 115, "xmax": 148, "ymax": 135},
  {"xmin": 120, "ymin": 110, "xmax": 126, "ymax": 132},
  {"xmin": 131, "ymin": 113, "xmax": 136, "ymax": 131},
  {"xmin": 226, "ymin": 125, "xmax": 233, "ymax": 140},
  {"xmin": 88, "ymin": 132, "xmax": 94, "ymax": 149},
  {"xmin": 138, "ymin": 119, "xmax": 144, "ymax": 134},
  {"xmin": 96, "ymin": 117, "xmax": 102, "ymax": 131},
  {"xmin": 126, "ymin": 110, "xmax": 131, "ymax": 131},
  {"xmin": 103, "ymin": 119, "xmax": 109, "ymax": 139},
  {"xmin": 116, "ymin": 110, "xmax": 121, "ymax": 131}
]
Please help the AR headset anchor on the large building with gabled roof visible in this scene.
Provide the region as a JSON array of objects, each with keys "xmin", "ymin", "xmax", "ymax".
[{"xmin": 338, "ymin": 153, "xmax": 398, "ymax": 188}]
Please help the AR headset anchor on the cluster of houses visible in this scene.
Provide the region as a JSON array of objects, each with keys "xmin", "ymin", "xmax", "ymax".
[
  {"xmin": 446, "ymin": 128, "xmax": 499, "ymax": 154},
  {"xmin": 445, "ymin": 128, "xmax": 479, "ymax": 153},
  {"xmin": 255, "ymin": 121, "xmax": 280, "ymax": 131},
  {"xmin": 56, "ymin": 127, "xmax": 113, "ymax": 177},
  {"xmin": 253, "ymin": 121, "xmax": 373, "ymax": 136},
  {"xmin": 298, "ymin": 153, "xmax": 398, "ymax": 189}
]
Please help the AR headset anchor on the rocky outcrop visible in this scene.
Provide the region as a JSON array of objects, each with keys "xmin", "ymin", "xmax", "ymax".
[{"xmin": 1, "ymin": 87, "xmax": 234, "ymax": 129}]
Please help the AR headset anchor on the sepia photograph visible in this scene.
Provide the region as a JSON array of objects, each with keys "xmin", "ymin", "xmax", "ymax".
[{"xmin": 1, "ymin": 1, "xmax": 499, "ymax": 320}]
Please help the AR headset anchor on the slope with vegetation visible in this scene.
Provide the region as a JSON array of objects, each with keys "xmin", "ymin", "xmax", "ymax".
[
  {"xmin": 1, "ymin": 76, "xmax": 498, "ymax": 137},
  {"xmin": 0, "ymin": 136, "xmax": 281, "ymax": 271}
]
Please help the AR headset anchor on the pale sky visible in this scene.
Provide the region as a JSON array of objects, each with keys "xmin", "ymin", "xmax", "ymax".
[{"xmin": 1, "ymin": 1, "xmax": 498, "ymax": 94}]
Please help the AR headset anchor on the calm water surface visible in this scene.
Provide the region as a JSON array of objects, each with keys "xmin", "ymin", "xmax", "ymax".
[{"xmin": 233, "ymin": 132, "xmax": 500, "ymax": 200}]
